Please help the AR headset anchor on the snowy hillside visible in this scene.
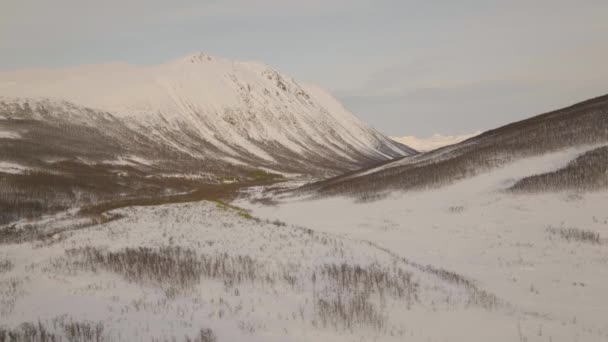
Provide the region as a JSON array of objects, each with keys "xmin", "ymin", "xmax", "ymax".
[
  {"xmin": 0, "ymin": 53, "xmax": 413, "ymax": 175},
  {"xmin": 240, "ymin": 144, "xmax": 608, "ymax": 342},
  {"xmin": 0, "ymin": 201, "xmax": 500, "ymax": 341},
  {"xmin": 2, "ymin": 143, "xmax": 607, "ymax": 341},
  {"xmin": 302, "ymin": 94, "xmax": 608, "ymax": 198}
]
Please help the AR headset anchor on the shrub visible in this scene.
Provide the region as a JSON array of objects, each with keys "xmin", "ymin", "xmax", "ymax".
[
  {"xmin": 0, "ymin": 322, "xmax": 60, "ymax": 342},
  {"xmin": 59, "ymin": 246, "xmax": 263, "ymax": 291},
  {"xmin": 0, "ymin": 318, "xmax": 216, "ymax": 342},
  {"xmin": 547, "ymin": 226, "xmax": 601, "ymax": 244},
  {"xmin": 313, "ymin": 263, "xmax": 418, "ymax": 331},
  {"xmin": 64, "ymin": 246, "xmax": 203, "ymax": 290},
  {"xmin": 0, "ymin": 258, "xmax": 13, "ymax": 273},
  {"xmin": 0, "ymin": 278, "xmax": 24, "ymax": 317}
]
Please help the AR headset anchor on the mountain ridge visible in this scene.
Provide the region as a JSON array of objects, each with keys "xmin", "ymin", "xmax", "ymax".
[{"xmin": 0, "ymin": 52, "xmax": 414, "ymax": 175}]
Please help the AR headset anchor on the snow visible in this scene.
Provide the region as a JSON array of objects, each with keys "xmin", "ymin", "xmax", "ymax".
[
  {"xmin": 2, "ymin": 143, "xmax": 608, "ymax": 340},
  {"xmin": 239, "ymin": 145, "xmax": 608, "ymax": 340},
  {"xmin": 3, "ymin": 199, "xmax": 602, "ymax": 341},
  {"xmin": 101, "ymin": 155, "xmax": 153, "ymax": 167},
  {"xmin": 147, "ymin": 172, "xmax": 216, "ymax": 180},
  {"xmin": 125, "ymin": 155, "xmax": 153, "ymax": 166},
  {"xmin": 0, "ymin": 161, "xmax": 28, "ymax": 174},
  {"xmin": 0, "ymin": 202, "xmax": 495, "ymax": 341},
  {"xmin": 391, "ymin": 131, "xmax": 481, "ymax": 152},
  {"xmin": 0, "ymin": 130, "xmax": 21, "ymax": 139}
]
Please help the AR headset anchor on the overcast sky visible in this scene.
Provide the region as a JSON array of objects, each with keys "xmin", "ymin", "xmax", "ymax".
[{"xmin": 1, "ymin": 0, "xmax": 607, "ymax": 136}]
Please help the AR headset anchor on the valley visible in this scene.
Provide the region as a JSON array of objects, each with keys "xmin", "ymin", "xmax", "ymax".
[
  {"xmin": 1, "ymin": 54, "xmax": 607, "ymax": 341},
  {"xmin": 2, "ymin": 154, "xmax": 607, "ymax": 341}
]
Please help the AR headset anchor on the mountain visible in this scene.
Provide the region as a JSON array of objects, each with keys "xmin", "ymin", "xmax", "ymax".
[
  {"xmin": 391, "ymin": 132, "xmax": 481, "ymax": 152},
  {"xmin": 0, "ymin": 53, "xmax": 413, "ymax": 177},
  {"xmin": 300, "ymin": 94, "xmax": 608, "ymax": 198},
  {"xmin": 0, "ymin": 53, "xmax": 414, "ymax": 224}
]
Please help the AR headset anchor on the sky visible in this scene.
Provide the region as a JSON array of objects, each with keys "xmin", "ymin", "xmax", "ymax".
[{"xmin": 1, "ymin": 0, "xmax": 607, "ymax": 136}]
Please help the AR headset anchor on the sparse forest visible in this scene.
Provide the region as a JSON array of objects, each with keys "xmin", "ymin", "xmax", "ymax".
[{"xmin": 510, "ymin": 146, "xmax": 608, "ymax": 192}]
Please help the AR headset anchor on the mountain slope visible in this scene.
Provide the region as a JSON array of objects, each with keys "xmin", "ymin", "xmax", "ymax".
[
  {"xmin": 0, "ymin": 53, "xmax": 414, "ymax": 225},
  {"xmin": 300, "ymin": 94, "xmax": 608, "ymax": 198},
  {"xmin": 509, "ymin": 145, "xmax": 608, "ymax": 192},
  {"xmin": 0, "ymin": 53, "xmax": 414, "ymax": 176}
]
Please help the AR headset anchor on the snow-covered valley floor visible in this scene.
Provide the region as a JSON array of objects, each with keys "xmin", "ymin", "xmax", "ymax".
[
  {"xmin": 1, "ymin": 146, "xmax": 607, "ymax": 341},
  {"xmin": 239, "ymin": 145, "xmax": 608, "ymax": 341}
]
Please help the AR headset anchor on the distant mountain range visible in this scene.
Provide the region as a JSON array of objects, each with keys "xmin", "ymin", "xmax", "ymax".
[{"xmin": 391, "ymin": 132, "xmax": 481, "ymax": 152}]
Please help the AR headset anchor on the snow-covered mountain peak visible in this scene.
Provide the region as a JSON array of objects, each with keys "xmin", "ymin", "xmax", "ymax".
[
  {"xmin": 181, "ymin": 52, "xmax": 215, "ymax": 63},
  {"xmin": 0, "ymin": 53, "xmax": 415, "ymax": 175}
]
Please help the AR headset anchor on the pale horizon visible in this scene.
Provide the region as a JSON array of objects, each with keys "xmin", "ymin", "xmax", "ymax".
[{"xmin": 2, "ymin": 0, "xmax": 608, "ymax": 136}]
